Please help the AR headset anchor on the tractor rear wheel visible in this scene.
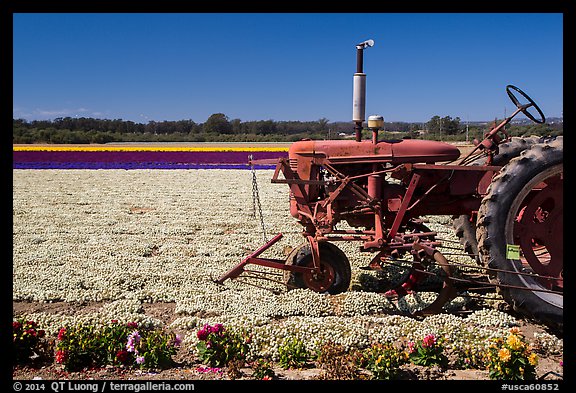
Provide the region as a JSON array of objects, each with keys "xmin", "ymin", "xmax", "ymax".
[
  {"xmin": 284, "ymin": 241, "xmax": 351, "ymax": 294},
  {"xmin": 476, "ymin": 137, "xmax": 563, "ymax": 331},
  {"xmin": 452, "ymin": 136, "xmax": 549, "ymax": 264}
]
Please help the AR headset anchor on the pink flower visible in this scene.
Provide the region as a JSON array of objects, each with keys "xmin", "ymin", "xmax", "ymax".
[
  {"xmin": 173, "ymin": 334, "xmax": 182, "ymax": 347},
  {"xmin": 136, "ymin": 356, "xmax": 145, "ymax": 365},
  {"xmin": 196, "ymin": 366, "xmax": 222, "ymax": 374},
  {"xmin": 212, "ymin": 323, "xmax": 224, "ymax": 334},
  {"xmin": 407, "ymin": 341, "xmax": 416, "ymax": 354},
  {"xmin": 126, "ymin": 331, "xmax": 141, "ymax": 352},
  {"xmin": 422, "ymin": 334, "xmax": 437, "ymax": 348}
]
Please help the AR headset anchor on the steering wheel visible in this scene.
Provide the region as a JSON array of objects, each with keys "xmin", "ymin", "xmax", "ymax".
[{"xmin": 506, "ymin": 85, "xmax": 546, "ymax": 124}]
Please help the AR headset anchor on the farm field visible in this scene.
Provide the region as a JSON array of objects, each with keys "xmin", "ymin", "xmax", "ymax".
[{"xmin": 12, "ymin": 164, "xmax": 563, "ymax": 381}]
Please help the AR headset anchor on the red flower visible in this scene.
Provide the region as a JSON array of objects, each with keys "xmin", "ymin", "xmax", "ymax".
[
  {"xmin": 57, "ymin": 327, "xmax": 67, "ymax": 340},
  {"xmin": 197, "ymin": 327, "xmax": 209, "ymax": 341},
  {"xmin": 37, "ymin": 330, "xmax": 46, "ymax": 338},
  {"xmin": 13, "ymin": 321, "xmax": 22, "ymax": 330},
  {"xmin": 55, "ymin": 349, "xmax": 68, "ymax": 364},
  {"xmin": 126, "ymin": 322, "xmax": 138, "ymax": 329},
  {"xmin": 116, "ymin": 349, "xmax": 130, "ymax": 364}
]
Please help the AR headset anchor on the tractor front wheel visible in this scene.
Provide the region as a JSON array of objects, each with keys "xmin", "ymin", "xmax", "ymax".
[{"xmin": 284, "ymin": 241, "xmax": 351, "ymax": 294}]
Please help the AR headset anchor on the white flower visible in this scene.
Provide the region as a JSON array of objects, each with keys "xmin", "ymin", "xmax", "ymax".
[{"xmin": 13, "ymin": 169, "xmax": 563, "ymax": 357}]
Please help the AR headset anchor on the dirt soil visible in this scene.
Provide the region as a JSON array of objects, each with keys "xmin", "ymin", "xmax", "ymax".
[{"xmin": 12, "ymin": 300, "xmax": 564, "ymax": 382}]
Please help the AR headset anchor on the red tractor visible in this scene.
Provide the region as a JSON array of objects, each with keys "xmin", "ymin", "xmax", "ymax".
[{"xmin": 217, "ymin": 40, "xmax": 563, "ymax": 331}]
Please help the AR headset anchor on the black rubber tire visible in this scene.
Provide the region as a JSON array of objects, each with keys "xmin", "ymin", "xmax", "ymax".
[
  {"xmin": 476, "ymin": 136, "xmax": 563, "ymax": 331},
  {"xmin": 452, "ymin": 136, "xmax": 547, "ymax": 264},
  {"xmin": 284, "ymin": 241, "xmax": 351, "ymax": 294},
  {"xmin": 452, "ymin": 215, "xmax": 481, "ymax": 264}
]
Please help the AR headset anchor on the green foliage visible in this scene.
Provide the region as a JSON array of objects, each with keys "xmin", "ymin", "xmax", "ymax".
[
  {"xmin": 137, "ymin": 329, "xmax": 180, "ymax": 369},
  {"xmin": 13, "ymin": 114, "xmax": 562, "ymax": 144},
  {"xmin": 55, "ymin": 320, "xmax": 180, "ymax": 372},
  {"xmin": 487, "ymin": 327, "xmax": 538, "ymax": 380},
  {"xmin": 195, "ymin": 323, "xmax": 249, "ymax": 368},
  {"xmin": 13, "ymin": 319, "xmax": 52, "ymax": 365},
  {"xmin": 360, "ymin": 342, "xmax": 408, "ymax": 380},
  {"xmin": 407, "ymin": 334, "xmax": 448, "ymax": 368},
  {"xmin": 55, "ymin": 324, "xmax": 100, "ymax": 371},
  {"xmin": 277, "ymin": 337, "xmax": 310, "ymax": 369},
  {"xmin": 451, "ymin": 342, "xmax": 488, "ymax": 369},
  {"xmin": 251, "ymin": 358, "xmax": 276, "ymax": 380}
]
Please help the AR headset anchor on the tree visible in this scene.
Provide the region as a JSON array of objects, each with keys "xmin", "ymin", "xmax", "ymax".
[
  {"xmin": 203, "ymin": 113, "xmax": 232, "ymax": 134},
  {"xmin": 427, "ymin": 116, "xmax": 441, "ymax": 133},
  {"xmin": 316, "ymin": 117, "xmax": 329, "ymax": 132},
  {"xmin": 230, "ymin": 118, "xmax": 242, "ymax": 134},
  {"xmin": 426, "ymin": 115, "xmax": 461, "ymax": 136}
]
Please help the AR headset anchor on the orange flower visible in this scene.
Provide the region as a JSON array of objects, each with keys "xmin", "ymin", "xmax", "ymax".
[
  {"xmin": 498, "ymin": 348, "xmax": 511, "ymax": 362},
  {"xmin": 509, "ymin": 327, "xmax": 521, "ymax": 335}
]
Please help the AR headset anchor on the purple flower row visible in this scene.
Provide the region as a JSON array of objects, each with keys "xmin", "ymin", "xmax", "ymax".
[
  {"xmin": 13, "ymin": 162, "xmax": 277, "ymax": 170},
  {"xmin": 13, "ymin": 150, "xmax": 286, "ymax": 170}
]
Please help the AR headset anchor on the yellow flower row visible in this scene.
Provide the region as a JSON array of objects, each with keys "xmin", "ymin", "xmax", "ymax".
[{"xmin": 13, "ymin": 145, "xmax": 289, "ymax": 152}]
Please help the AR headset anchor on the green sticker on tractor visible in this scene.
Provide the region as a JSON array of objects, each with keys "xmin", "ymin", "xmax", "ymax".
[{"xmin": 506, "ymin": 244, "xmax": 520, "ymax": 260}]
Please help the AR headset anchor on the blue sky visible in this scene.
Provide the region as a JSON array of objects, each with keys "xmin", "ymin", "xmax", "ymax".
[{"xmin": 13, "ymin": 13, "xmax": 563, "ymax": 124}]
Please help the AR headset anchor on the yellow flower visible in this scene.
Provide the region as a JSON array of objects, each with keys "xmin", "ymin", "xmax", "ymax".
[
  {"xmin": 498, "ymin": 348, "xmax": 511, "ymax": 362},
  {"xmin": 528, "ymin": 353, "xmax": 538, "ymax": 366},
  {"xmin": 506, "ymin": 334, "xmax": 523, "ymax": 351}
]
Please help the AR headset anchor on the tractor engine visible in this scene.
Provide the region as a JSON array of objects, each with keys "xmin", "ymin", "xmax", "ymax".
[{"xmin": 286, "ymin": 138, "xmax": 461, "ymax": 233}]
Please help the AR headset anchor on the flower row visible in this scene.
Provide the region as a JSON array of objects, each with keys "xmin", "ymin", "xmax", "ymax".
[
  {"xmin": 192, "ymin": 322, "xmax": 542, "ymax": 380},
  {"xmin": 13, "ymin": 150, "xmax": 286, "ymax": 169},
  {"xmin": 13, "ymin": 318, "xmax": 546, "ymax": 380},
  {"xmin": 13, "ymin": 145, "xmax": 289, "ymax": 152},
  {"xmin": 14, "ymin": 317, "xmax": 181, "ymax": 372}
]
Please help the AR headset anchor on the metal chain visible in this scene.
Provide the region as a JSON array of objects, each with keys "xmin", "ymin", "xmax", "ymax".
[{"xmin": 249, "ymin": 155, "xmax": 267, "ymax": 242}]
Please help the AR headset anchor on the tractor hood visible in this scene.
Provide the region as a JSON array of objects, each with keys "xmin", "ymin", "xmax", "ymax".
[{"xmin": 288, "ymin": 138, "xmax": 460, "ymax": 165}]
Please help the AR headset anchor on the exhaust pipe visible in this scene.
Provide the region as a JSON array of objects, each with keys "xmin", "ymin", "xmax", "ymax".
[{"xmin": 353, "ymin": 39, "xmax": 374, "ymax": 142}]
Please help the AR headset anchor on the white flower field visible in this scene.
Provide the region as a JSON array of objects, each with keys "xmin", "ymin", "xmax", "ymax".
[{"xmin": 12, "ymin": 169, "xmax": 563, "ymax": 360}]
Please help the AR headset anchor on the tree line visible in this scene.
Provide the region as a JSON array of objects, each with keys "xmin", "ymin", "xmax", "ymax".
[{"xmin": 13, "ymin": 113, "xmax": 562, "ymax": 144}]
